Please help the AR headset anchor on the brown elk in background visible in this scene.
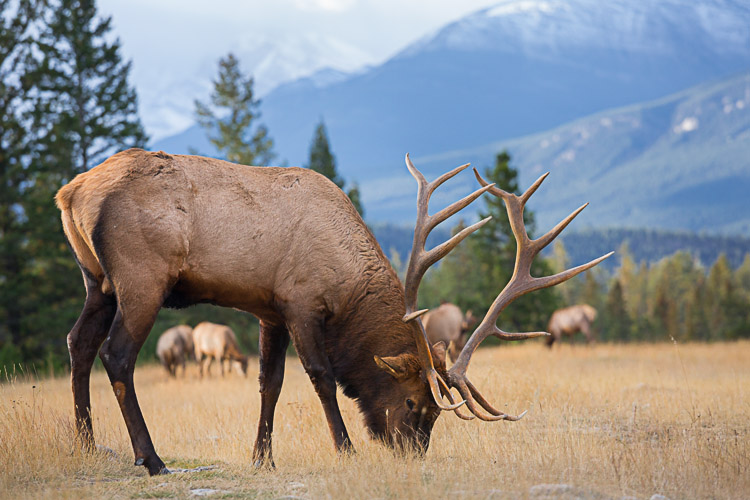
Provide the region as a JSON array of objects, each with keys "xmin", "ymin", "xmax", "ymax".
[
  {"xmin": 155, "ymin": 324, "xmax": 193, "ymax": 377},
  {"xmin": 546, "ymin": 304, "xmax": 598, "ymax": 347},
  {"xmin": 192, "ymin": 321, "xmax": 249, "ymax": 377},
  {"xmin": 422, "ymin": 303, "xmax": 476, "ymax": 363},
  {"xmin": 56, "ymin": 148, "xmax": 610, "ymax": 475}
]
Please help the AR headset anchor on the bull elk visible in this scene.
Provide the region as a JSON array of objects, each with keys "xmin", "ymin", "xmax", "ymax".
[
  {"xmin": 546, "ymin": 304, "xmax": 598, "ymax": 347},
  {"xmin": 192, "ymin": 321, "xmax": 249, "ymax": 377},
  {"xmin": 422, "ymin": 303, "xmax": 476, "ymax": 363},
  {"xmin": 56, "ymin": 148, "xmax": 611, "ymax": 475},
  {"xmin": 156, "ymin": 324, "xmax": 193, "ymax": 377}
]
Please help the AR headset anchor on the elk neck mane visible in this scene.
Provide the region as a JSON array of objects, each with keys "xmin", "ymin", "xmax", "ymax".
[{"xmin": 321, "ymin": 224, "xmax": 421, "ymax": 408}]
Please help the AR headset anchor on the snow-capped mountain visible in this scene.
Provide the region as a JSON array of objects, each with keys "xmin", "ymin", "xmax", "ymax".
[
  {"xmin": 142, "ymin": 33, "xmax": 372, "ymax": 141},
  {"xmin": 399, "ymin": 0, "xmax": 749, "ymax": 57}
]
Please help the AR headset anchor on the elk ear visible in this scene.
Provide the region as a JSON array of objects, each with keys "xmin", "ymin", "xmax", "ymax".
[
  {"xmin": 374, "ymin": 354, "xmax": 419, "ymax": 380},
  {"xmin": 431, "ymin": 341, "xmax": 447, "ymax": 365},
  {"xmin": 462, "ymin": 310, "xmax": 477, "ymax": 332}
]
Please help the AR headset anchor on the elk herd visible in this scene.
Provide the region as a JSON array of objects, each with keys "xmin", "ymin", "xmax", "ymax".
[
  {"xmin": 156, "ymin": 322, "xmax": 249, "ymax": 378},
  {"xmin": 56, "ymin": 148, "xmax": 611, "ymax": 475}
]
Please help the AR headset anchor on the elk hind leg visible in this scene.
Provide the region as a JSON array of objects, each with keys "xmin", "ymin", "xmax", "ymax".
[
  {"xmin": 68, "ymin": 274, "xmax": 117, "ymax": 450},
  {"xmin": 253, "ymin": 321, "xmax": 290, "ymax": 468},
  {"xmin": 98, "ymin": 284, "xmax": 169, "ymax": 476}
]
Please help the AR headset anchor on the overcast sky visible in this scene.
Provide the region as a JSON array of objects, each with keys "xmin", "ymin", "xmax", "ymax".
[{"xmin": 97, "ymin": 0, "xmax": 497, "ymax": 140}]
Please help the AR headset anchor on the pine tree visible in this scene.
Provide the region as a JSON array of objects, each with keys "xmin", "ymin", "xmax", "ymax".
[
  {"xmin": 308, "ymin": 121, "xmax": 344, "ymax": 188},
  {"xmin": 0, "ymin": 0, "xmax": 39, "ymax": 358},
  {"xmin": 685, "ymin": 274, "xmax": 710, "ymax": 341},
  {"xmin": 346, "ymin": 183, "xmax": 365, "ymax": 218},
  {"xmin": 604, "ymin": 279, "xmax": 631, "ymax": 341},
  {"xmin": 195, "ymin": 53, "xmax": 274, "ymax": 166},
  {"xmin": 616, "ymin": 243, "xmax": 638, "ymax": 317},
  {"xmin": 652, "ymin": 273, "xmax": 678, "ymax": 341},
  {"xmin": 736, "ymin": 254, "xmax": 750, "ymax": 295},
  {"xmin": 31, "ymin": 0, "xmax": 147, "ymax": 175},
  {"xmin": 704, "ymin": 254, "xmax": 750, "ymax": 339},
  {"xmin": 705, "ymin": 254, "xmax": 732, "ymax": 340},
  {"xmin": 8, "ymin": 0, "xmax": 148, "ymax": 365},
  {"xmin": 306, "ymin": 120, "xmax": 364, "ymax": 217}
]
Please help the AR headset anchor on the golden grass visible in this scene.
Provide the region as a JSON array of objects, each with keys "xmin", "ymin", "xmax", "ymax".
[{"xmin": 1, "ymin": 341, "xmax": 748, "ymax": 499}]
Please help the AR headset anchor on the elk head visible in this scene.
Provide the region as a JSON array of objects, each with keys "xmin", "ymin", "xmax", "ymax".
[
  {"xmin": 384, "ymin": 155, "xmax": 611, "ymax": 440},
  {"xmin": 370, "ymin": 340, "xmax": 448, "ymax": 453}
]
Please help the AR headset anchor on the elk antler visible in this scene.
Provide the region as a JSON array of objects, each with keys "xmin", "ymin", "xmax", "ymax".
[
  {"xmin": 443, "ymin": 168, "xmax": 614, "ymax": 421},
  {"xmin": 402, "ymin": 154, "xmax": 495, "ymax": 411}
]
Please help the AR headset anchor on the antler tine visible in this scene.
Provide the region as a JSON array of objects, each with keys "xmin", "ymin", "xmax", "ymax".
[
  {"xmin": 430, "ymin": 162, "xmax": 472, "ymax": 196},
  {"xmin": 453, "ymin": 380, "xmax": 527, "ymax": 421},
  {"xmin": 520, "ymin": 172, "xmax": 550, "ymax": 205},
  {"xmin": 532, "ymin": 203, "xmax": 588, "ymax": 255},
  {"xmin": 530, "ymin": 251, "xmax": 615, "ymax": 291},
  {"xmin": 418, "ymin": 216, "xmax": 492, "ymax": 275},
  {"xmin": 493, "ymin": 327, "xmax": 549, "ymax": 341},
  {"xmin": 437, "ymin": 376, "xmax": 474, "ymax": 420},
  {"xmin": 405, "ymin": 153, "xmax": 427, "ymax": 187},
  {"xmin": 427, "ymin": 184, "xmax": 495, "ymax": 233},
  {"xmin": 427, "ymin": 370, "xmax": 465, "ymax": 411},
  {"xmin": 474, "ymin": 167, "xmax": 533, "ymax": 253},
  {"xmin": 465, "ymin": 378, "xmax": 527, "ymax": 421},
  {"xmin": 473, "ymin": 167, "xmax": 512, "ymax": 200},
  {"xmin": 444, "ymin": 171, "xmax": 612, "ymax": 421}
]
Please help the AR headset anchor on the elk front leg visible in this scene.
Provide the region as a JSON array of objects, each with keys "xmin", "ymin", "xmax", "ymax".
[
  {"xmin": 288, "ymin": 314, "xmax": 353, "ymax": 453},
  {"xmin": 252, "ymin": 321, "xmax": 290, "ymax": 468},
  {"xmin": 545, "ymin": 328, "xmax": 559, "ymax": 348},
  {"xmin": 68, "ymin": 276, "xmax": 117, "ymax": 450},
  {"xmin": 581, "ymin": 322, "xmax": 596, "ymax": 345}
]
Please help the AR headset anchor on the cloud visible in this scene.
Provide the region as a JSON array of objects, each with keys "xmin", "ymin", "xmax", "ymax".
[{"xmin": 293, "ymin": 0, "xmax": 355, "ymax": 12}]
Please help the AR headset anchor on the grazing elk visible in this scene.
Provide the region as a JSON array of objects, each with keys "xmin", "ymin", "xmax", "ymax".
[
  {"xmin": 56, "ymin": 148, "xmax": 610, "ymax": 475},
  {"xmin": 156, "ymin": 324, "xmax": 193, "ymax": 377},
  {"xmin": 422, "ymin": 303, "xmax": 476, "ymax": 363},
  {"xmin": 546, "ymin": 304, "xmax": 598, "ymax": 347},
  {"xmin": 192, "ymin": 321, "xmax": 249, "ymax": 377}
]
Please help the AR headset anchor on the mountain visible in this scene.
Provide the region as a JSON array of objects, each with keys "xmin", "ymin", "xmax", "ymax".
[
  {"xmin": 411, "ymin": 71, "xmax": 750, "ymax": 235},
  {"xmin": 141, "ymin": 34, "xmax": 373, "ymax": 141},
  {"xmin": 153, "ymin": 0, "xmax": 750, "ymax": 233}
]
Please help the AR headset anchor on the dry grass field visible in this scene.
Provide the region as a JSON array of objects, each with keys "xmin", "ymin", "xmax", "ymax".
[{"xmin": 1, "ymin": 341, "xmax": 748, "ymax": 499}]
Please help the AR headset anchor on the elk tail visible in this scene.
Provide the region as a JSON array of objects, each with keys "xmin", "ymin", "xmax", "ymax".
[{"xmin": 56, "ymin": 183, "xmax": 113, "ymax": 294}]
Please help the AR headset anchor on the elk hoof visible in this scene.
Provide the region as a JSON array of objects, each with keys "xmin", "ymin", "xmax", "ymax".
[{"xmin": 135, "ymin": 456, "xmax": 169, "ymax": 476}]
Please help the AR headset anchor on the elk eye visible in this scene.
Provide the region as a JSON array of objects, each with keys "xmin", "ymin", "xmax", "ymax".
[{"xmin": 406, "ymin": 398, "xmax": 415, "ymax": 410}]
